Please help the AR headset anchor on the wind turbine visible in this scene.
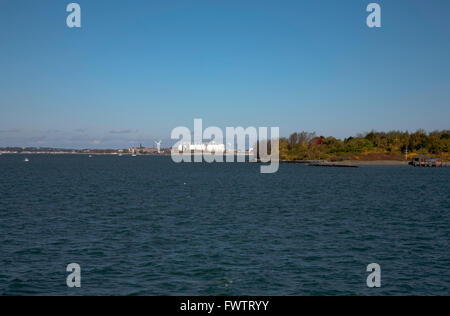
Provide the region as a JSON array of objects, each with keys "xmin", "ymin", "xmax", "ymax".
[{"xmin": 154, "ymin": 140, "xmax": 162, "ymax": 153}]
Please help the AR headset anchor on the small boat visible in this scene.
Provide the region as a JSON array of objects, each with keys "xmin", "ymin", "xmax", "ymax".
[
  {"xmin": 24, "ymin": 158, "xmax": 29, "ymax": 162},
  {"xmin": 88, "ymin": 155, "xmax": 93, "ymax": 158},
  {"xmin": 132, "ymin": 154, "xmax": 137, "ymax": 157}
]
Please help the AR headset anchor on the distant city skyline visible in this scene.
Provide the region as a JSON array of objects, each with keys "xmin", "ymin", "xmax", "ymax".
[{"xmin": 1, "ymin": 0, "xmax": 449, "ymax": 148}]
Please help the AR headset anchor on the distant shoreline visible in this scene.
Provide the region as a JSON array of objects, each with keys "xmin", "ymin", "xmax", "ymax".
[
  {"xmin": 0, "ymin": 152, "xmax": 172, "ymax": 156},
  {"xmin": 0, "ymin": 152, "xmax": 251, "ymax": 157},
  {"xmin": 0, "ymin": 153, "xmax": 443, "ymax": 166}
]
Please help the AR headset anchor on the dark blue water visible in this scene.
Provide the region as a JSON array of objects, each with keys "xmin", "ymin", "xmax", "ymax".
[{"xmin": 0, "ymin": 154, "xmax": 449, "ymax": 295}]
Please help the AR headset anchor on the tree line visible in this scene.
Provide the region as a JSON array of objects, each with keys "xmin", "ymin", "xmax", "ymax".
[{"xmin": 257, "ymin": 130, "xmax": 450, "ymax": 161}]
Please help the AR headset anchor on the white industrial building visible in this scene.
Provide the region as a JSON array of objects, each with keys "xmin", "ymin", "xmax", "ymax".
[{"xmin": 178, "ymin": 142, "xmax": 225, "ymax": 153}]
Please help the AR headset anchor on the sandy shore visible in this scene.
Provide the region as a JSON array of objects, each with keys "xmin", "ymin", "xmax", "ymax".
[
  {"xmin": 280, "ymin": 159, "xmax": 410, "ymax": 166},
  {"xmin": 331, "ymin": 160, "xmax": 409, "ymax": 166}
]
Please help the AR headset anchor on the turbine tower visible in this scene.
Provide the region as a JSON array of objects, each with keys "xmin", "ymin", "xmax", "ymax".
[{"xmin": 154, "ymin": 140, "xmax": 162, "ymax": 153}]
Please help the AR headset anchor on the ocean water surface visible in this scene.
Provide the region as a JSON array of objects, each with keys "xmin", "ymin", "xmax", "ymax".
[{"xmin": 0, "ymin": 154, "xmax": 449, "ymax": 295}]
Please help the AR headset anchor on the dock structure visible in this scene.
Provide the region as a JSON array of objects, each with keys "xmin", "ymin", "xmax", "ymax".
[{"xmin": 409, "ymin": 155, "xmax": 447, "ymax": 167}]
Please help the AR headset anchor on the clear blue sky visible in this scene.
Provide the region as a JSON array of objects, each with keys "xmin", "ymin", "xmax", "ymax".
[{"xmin": 0, "ymin": 0, "xmax": 449, "ymax": 148}]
